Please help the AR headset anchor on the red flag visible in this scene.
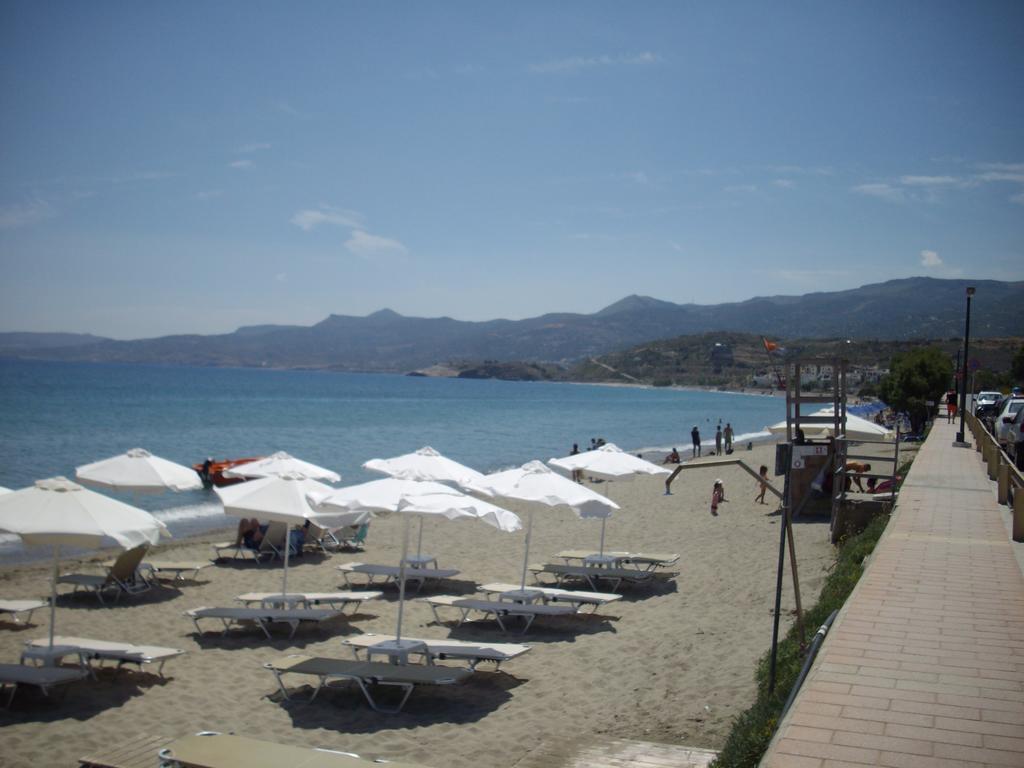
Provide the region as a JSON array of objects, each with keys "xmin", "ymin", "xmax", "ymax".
[{"xmin": 763, "ymin": 338, "xmax": 778, "ymax": 353}]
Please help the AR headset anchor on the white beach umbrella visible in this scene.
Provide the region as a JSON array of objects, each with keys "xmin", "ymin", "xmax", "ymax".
[
  {"xmin": 222, "ymin": 451, "xmax": 341, "ymax": 483},
  {"xmin": 75, "ymin": 447, "xmax": 203, "ymax": 492},
  {"xmin": 767, "ymin": 408, "xmax": 894, "ymax": 441},
  {"xmin": 363, "ymin": 446, "xmax": 487, "ymax": 489},
  {"xmin": 362, "ymin": 447, "xmax": 490, "ymax": 559},
  {"xmin": 469, "ymin": 460, "xmax": 619, "ymax": 591},
  {"xmin": 548, "ymin": 443, "xmax": 669, "ymax": 557},
  {"xmin": 215, "ymin": 472, "xmax": 362, "ymax": 597},
  {"xmin": 309, "ymin": 477, "xmax": 521, "ymax": 646},
  {"xmin": 0, "ymin": 486, "xmax": 10, "ymax": 494},
  {"xmin": 0, "ymin": 477, "xmax": 169, "ymax": 648}
]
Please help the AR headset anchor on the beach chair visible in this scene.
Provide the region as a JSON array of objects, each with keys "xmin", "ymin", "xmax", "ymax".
[
  {"xmin": 57, "ymin": 545, "xmax": 152, "ymax": 604},
  {"xmin": 141, "ymin": 561, "xmax": 213, "ymax": 582},
  {"xmin": 235, "ymin": 590, "xmax": 382, "ymax": 612},
  {"xmin": 0, "ymin": 599, "xmax": 48, "ymax": 626},
  {"xmin": 529, "ymin": 562, "xmax": 678, "ymax": 592},
  {"xmin": 337, "ymin": 562, "xmax": 459, "ymax": 590},
  {"xmin": 555, "ymin": 549, "xmax": 680, "ymax": 573},
  {"xmin": 25, "ymin": 636, "xmax": 186, "ymax": 678},
  {"xmin": 479, "ymin": 583, "xmax": 623, "ymax": 613},
  {"xmin": 185, "ymin": 606, "xmax": 343, "ymax": 639},
  {"xmin": 421, "ymin": 595, "xmax": 577, "ymax": 633},
  {"xmin": 341, "ymin": 632, "xmax": 531, "ymax": 670},
  {"xmin": 211, "ymin": 521, "xmax": 287, "ymax": 564},
  {"xmin": 308, "ymin": 522, "xmax": 369, "ymax": 553},
  {"xmin": 154, "ymin": 732, "xmax": 430, "ymax": 768},
  {"xmin": 265, "ymin": 654, "xmax": 473, "ymax": 713},
  {"xmin": 78, "ymin": 733, "xmax": 176, "ymax": 768},
  {"xmin": 0, "ymin": 662, "xmax": 88, "ymax": 707}
]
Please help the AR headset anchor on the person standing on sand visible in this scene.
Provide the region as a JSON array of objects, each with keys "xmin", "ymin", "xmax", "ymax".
[
  {"xmin": 691, "ymin": 425, "xmax": 701, "ymax": 457},
  {"xmin": 570, "ymin": 443, "xmax": 583, "ymax": 483},
  {"xmin": 711, "ymin": 479, "xmax": 725, "ymax": 516},
  {"xmin": 715, "ymin": 425, "xmax": 723, "ymax": 455},
  {"xmin": 755, "ymin": 465, "xmax": 769, "ymax": 504},
  {"xmin": 724, "ymin": 423, "xmax": 734, "ymax": 453}
]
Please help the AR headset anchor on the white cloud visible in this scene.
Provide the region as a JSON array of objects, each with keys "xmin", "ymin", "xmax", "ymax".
[
  {"xmin": 290, "ymin": 206, "xmax": 364, "ymax": 231},
  {"xmin": 229, "ymin": 159, "xmax": 252, "ymax": 169},
  {"xmin": 724, "ymin": 184, "xmax": 758, "ymax": 193},
  {"xmin": 773, "ymin": 179, "xmax": 796, "ymax": 189},
  {"xmin": 920, "ymin": 250, "xmax": 943, "ymax": 267},
  {"xmin": 344, "ymin": 230, "xmax": 409, "ymax": 260},
  {"xmin": 0, "ymin": 198, "xmax": 53, "ymax": 230},
  {"xmin": 852, "ymin": 183, "xmax": 905, "ymax": 203},
  {"xmin": 530, "ymin": 51, "xmax": 661, "ymax": 74},
  {"xmin": 975, "ymin": 171, "xmax": 1024, "ymax": 184},
  {"xmin": 899, "ymin": 175, "xmax": 958, "ymax": 186},
  {"xmin": 238, "ymin": 142, "xmax": 271, "ymax": 154},
  {"xmin": 196, "ymin": 189, "xmax": 224, "ymax": 200}
]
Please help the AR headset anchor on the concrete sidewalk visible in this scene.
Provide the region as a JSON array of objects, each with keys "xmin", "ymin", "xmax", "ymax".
[{"xmin": 762, "ymin": 419, "xmax": 1024, "ymax": 767}]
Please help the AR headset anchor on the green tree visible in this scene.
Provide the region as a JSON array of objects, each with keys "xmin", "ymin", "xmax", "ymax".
[
  {"xmin": 878, "ymin": 347, "xmax": 953, "ymax": 433},
  {"xmin": 1012, "ymin": 345, "xmax": 1024, "ymax": 383}
]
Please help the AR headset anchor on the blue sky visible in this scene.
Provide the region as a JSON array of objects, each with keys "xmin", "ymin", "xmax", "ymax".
[{"xmin": 1, "ymin": 1, "xmax": 1022, "ymax": 339}]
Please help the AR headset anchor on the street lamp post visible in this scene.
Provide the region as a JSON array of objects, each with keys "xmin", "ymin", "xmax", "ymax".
[{"xmin": 954, "ymin": 286, "xmax": 975, "ymax": 446}]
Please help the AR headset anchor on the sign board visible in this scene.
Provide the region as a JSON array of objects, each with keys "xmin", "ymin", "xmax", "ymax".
[{"xmin": 791, "ymin": 444, "xmax": 829, "ymax": 470}]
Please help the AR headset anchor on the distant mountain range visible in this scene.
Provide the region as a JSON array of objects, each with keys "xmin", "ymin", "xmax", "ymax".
[{"xmin": 2, "ymin": 277, "xmax": 1021, "ymax": 372}]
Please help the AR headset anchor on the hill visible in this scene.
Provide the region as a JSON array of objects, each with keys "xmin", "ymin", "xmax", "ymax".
[{"xmin": 1, "ymin": 277, "xmax": 1021, "ymax": 372}]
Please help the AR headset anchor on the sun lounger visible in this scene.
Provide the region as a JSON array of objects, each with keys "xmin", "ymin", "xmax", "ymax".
[
  {"xmin": 337, "ymin": 562, "xmax": 459, "ymax": 590},
  {"xmin": 479, "ymin": 583, "xmax": 622, "ymax": 612},
  {"xmin": 185, "ymin": 606, "xmax": 343, "ymax": 639},
  {"xmin": 141, "ymin": 561, "xmax": 213, "ymax": 582},
  {"xmin": 235, "ymin": 591, "xmax": 382, "ymax": 612},
  {"xmin": 308, "ymin": 522, "xmax": 369, "ymax": 553},
  {"xmin": 529, "ymin": 562, "xmax": 678, "ymax": 592},
  {"xmin": 341, "ymin": 632, "xmax": 531, "ymax": 670},
  {"xmin": 57, "ymin": 545, "xmax": 152, "ymax": 604},
  {"xmin": 78, "ymin": 733, "xmax": 176, "ymax": 768},
  {"xmin": 265, "ymin": 654, "xmax": 473, "ymax": 713},
  {"xmin": 422, "ymin": 595, "xmax": 577, "ymax": 633},
  {"xmin": 25, "ymin": 636, "xmax": 185, "ymax": 677},
  {"xmin": 212, "ymin": 521, "xmax": 288, "ymax": 563},
  {"xmin": 0, "ymin": 599, "xmax": 48, "ymax": 625},
  {"xmin": 555, "ymin": 549, "xmax": 680, "ymax": 571},
  {"xmin": 0, "ymin": 662, "xmax": 87, "ymax": 707},
  {"xmin": 155, "ymin": 732, "xmax": 429, "ymax": 768}
]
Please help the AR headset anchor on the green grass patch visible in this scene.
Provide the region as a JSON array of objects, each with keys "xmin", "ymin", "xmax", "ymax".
[{"xmin": 711, "ymin": 513, "xmax": 890, "ymax": 767}]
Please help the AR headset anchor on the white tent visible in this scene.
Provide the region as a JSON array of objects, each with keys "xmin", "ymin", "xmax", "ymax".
[{"xmin": 767, "ymin": 408, "xmax": 894, "ymax": 441}]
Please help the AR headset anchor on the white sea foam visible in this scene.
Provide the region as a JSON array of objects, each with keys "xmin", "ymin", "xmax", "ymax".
[{"xmin": 152, "ymin": 501, "xmax": 225, "ymax": 524}]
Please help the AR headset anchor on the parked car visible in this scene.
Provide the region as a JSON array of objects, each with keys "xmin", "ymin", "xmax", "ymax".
[
  {"xmin": 974, "ymin": 391, "xmax": 1002, "ymax": 414},
  {"xmin": 994, "ymin": 397, "xmax": 1024, "ymax": 447},
  {"xmin": 1007, "ymin": 408, "xmax": 1024, "ymax": 469},
  {"xmin": 980, "ymin": 395, "xmax": 1012, "ymax": 434}
]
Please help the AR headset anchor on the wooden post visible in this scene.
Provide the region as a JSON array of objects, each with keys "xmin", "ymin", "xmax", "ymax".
[
  {"xmin": 998, "ymin": 464, "xmax": 1009, "ymax": 505},
  {"xmin": 1014, "ymin": 489, "xmax": 1024, "ymax": 543}
]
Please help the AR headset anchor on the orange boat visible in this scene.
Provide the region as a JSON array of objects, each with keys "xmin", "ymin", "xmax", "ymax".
[{"xmin": 193, "ymin": 457, "xmax": 263, "ymax": 488}]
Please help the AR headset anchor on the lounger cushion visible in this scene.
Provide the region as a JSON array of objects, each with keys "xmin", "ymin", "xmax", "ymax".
[
  {"xmin": 269, "ymin": 655, "xmax": 472, "ymax": 685},
  {"xmin": 0, "ymin": 663, "xmax": 87, "ymax": 686}
]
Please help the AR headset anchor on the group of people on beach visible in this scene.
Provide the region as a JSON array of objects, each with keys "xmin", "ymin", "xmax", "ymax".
[{"xmin": 687, "ymin": 421, "xmax": 735, "ymax": 459}]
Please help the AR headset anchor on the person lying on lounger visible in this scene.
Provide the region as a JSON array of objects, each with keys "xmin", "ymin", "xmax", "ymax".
[{"xmin": 234, "ymin": 518, "xmax": 267, "ymax": 549}]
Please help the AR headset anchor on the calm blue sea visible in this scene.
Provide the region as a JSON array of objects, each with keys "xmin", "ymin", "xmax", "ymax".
[{"xmin": 0, "ymin": 360, "xmax": 784, "ymax": 562}]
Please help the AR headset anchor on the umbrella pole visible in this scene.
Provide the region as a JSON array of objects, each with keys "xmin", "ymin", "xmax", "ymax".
[
  {"xmin": 49, "ymin": 544, "xmax": 59, "ymax": 649},
  {"xmin": 416, "ymin": 516, "xmax": 424, "ymax": 559},
  {"xmin": 599, "ymin": 516, "xmax": 607, "ymax": 557},
  {"xmin": 395, "ymin": 516, "xmax": 411, "ymax": 644},
  {"xmin": 520, "ymin": 510, "xmax": 534, "ymax": 591},
  {"xmin": 282, "ymin": 523, "xmax": 291, "ymax": 598}
]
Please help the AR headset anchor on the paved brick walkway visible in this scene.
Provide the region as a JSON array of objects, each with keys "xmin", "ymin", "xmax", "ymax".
[{"xmin": 763, "ymin": 419, "xmax": 1024, "ymax": 767}]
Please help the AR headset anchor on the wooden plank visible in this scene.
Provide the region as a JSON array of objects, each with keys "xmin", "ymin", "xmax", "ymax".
[
  {"xmin": 79, "ymin": 734, "xmax": 173, "ymax": 768},
  {"xmin": 514, "ymin": 738, "xmax": 716, "ymax": 768}
]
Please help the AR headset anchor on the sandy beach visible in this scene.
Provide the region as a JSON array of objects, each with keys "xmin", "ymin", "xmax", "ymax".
[{"xmin": 0, "ymin": 441, "xmax": 837, "ymax": 767}]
